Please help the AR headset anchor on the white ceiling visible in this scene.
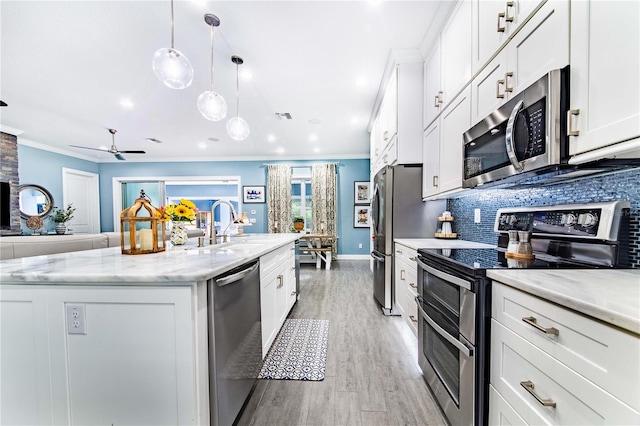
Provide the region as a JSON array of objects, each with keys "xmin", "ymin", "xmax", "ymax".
[{"xmin": 1, "ymin": 1, "xmax": 445, "ymax": 163}]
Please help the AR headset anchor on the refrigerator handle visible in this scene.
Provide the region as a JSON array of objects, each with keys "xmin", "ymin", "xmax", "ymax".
[
  {"xmin": 370, "ymin": 251, "xmax": 385, "ymax": 262},
  {"xmin": 371, "ymin": 183, "xmax": 379, "ymax": 233}
]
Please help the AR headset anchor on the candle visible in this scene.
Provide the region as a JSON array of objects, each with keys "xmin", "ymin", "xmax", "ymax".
[{"xmin": 140, "ymin": 229, "xmax": 153, "ymax": 250}]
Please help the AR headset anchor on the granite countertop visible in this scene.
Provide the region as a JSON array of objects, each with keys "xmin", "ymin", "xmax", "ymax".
[
  {"xmin": 0, "ymin": 233, "xmax": 299, "ymax": 285},
  {"xmin": 394, "ymin": 238, "xmax": 495, "ymax": 250},
  {"xmin": 487, "ymin": 269, "xmax": 640, "ymax": 335}
]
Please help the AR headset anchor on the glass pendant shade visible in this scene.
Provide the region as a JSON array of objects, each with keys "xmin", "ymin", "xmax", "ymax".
[
  {"xmin": 152, "ymin": 47, "xmax": 193, "ymax": 89},
  {"xmin": 226, "ymin": 116, "xmax": 250, "ymax": 141},
  {"xmin": 197, "ymin": 91, "xmax": 227, "ymax": 121}
]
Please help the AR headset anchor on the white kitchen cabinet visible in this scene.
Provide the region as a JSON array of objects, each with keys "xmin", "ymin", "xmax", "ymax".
[
  {"xmin": 394, "ymin": 243, "xmax": 419, "ymax": 337},
  {"xmin": 490, "ymin": 282, "xmax": 640, "ymax": 424},
  {"xmin": 260, "ymin": 242, "xmax": 296, "ymax": 357},
  {"xmin": 568, "ymin": 0, "xmax": 640, "ymax": 158},
  {"xmin": 423, "ymin": 0, "xmax": 471, "ymax": 129},
  {"xmin": 471, "ymin": 0, "xmax": 545, "ymax": 73},
  {"xmin": 371, "ymin": 60, "xmax": 423, "ymax": 175},
  {"xmin": 423, "ymin": 86, "xmax": 471, "ymax": 199},
  {"xmin": 1, "ymin": 284, "xmax": 199, "ymax": 425},
  {"xmin": 471, "ymin": 0, "xmax": 569, "ymax": 124}
]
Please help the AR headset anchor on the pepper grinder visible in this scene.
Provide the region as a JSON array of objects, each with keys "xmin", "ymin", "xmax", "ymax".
[{"xmin": 507, "ymin": 230, "xmax": 519, "ymax": 255}]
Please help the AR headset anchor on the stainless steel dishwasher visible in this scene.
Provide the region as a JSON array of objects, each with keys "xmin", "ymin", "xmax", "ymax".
[{"xmin": 208, "ymin": 259, "xmax": 262, "ymax": 426}]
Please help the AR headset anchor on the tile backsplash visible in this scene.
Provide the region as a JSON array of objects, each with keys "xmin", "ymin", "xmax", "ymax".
[{"xmin": 448, "ymin": 168, "xmax": 640, "ymax": 268}]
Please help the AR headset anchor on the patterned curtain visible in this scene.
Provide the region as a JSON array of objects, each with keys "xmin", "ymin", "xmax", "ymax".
[
  {"xmin": 267, "ymin": 165, "xmax": 292, "ymax": 233},
  {"xmin": 311, "ymin": 163, "xmax": 338, "ymax": 257}
]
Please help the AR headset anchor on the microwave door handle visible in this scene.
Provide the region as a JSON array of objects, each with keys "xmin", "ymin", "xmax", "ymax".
[
  {"xmin": 505, "ymin": 100, "xmax": 525, "ymax": 172},
  {"xmin": 416, "ymin": 258, "xmax": 472, "ymax": 291},
  {"xmin": 415, "ymin": 295, "xmax": 473, "ymax": 357}
]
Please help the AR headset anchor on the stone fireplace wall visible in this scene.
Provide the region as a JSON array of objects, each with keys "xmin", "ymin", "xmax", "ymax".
[{"xmin": 0, "ymin": 131, "xmax": 21, "ymax": 232}]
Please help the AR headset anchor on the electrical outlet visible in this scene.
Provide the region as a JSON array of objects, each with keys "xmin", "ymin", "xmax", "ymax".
[
  {"xmin": 249, "ymin": 218, "xmax": 257, "ymax": 223},
  {"xmin": 250, "ymin": 209, "xmax": 256, "ymax": 215},
  {"xmin": 66, "ymin": 304, "xmax": 87, "ymax": 335},
  {"xmin": 358, "ymin": 243, "xmax": 363, "ymax": 249},
  {"xmin": 474, "ymin": 208, "xmax": 481, "ymax": 223}
]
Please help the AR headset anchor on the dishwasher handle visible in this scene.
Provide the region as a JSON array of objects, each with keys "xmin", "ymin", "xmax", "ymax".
[{"xmin": 215, "ymin": 260, "xmax": 260, "ymax": 287}]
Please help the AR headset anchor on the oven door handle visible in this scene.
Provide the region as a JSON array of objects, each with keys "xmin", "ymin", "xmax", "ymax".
[
  {"xmin": 416, "ymin": 296, "xmax": 473, "ymax": 357},
  {"xmin": 416, "ymin": 258, "xmax": 472, "ymax": 291},
  {"xmin": 371, "ymin": 251, "xmax": 385, "ymax": 262},
  {"xmin": 505, "ymin": 99, "xmax": 525, "ymax": 172}
]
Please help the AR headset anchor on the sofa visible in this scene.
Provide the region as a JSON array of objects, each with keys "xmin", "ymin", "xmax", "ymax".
[{"xmin": 0, "ymin": 229, "xmax": 205, "ymax": 260}]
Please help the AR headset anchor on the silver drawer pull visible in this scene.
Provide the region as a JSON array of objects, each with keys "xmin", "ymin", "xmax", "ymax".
[
  {"xmin": 520, "ymin": 381, "xmax": 557, "ymax": 408},
  {"xmin": 409, "ymin": 315, "xmax": 418, "ymax": 323},
  {"xmin": 409, "ymin": 282, "xmax": 417, "ymax": 289},
  {"xmin": 522, "ymin": 316, "xmax": 559, "ymax": 336},
  {"xmin": 291, "ymin": 291, "xmax": 297, "ymax": 296}
]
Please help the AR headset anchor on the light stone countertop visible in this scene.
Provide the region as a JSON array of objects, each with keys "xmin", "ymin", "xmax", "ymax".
[
  {"xmin": 487, "ymin": 269, "xmax": 640, "ymax": 335},
  {"xmin": 0, "ymin": 233, "xmax": 300, "ymax": 285},
  {"xmin": 394, "ymin": 238, "xmax": 495, "ymax": 250}
]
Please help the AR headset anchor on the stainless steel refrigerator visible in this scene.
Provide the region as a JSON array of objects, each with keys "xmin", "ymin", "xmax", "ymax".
[{"xmin": 370, "ymin": 164, "xmax": 445, "ymax": 315}]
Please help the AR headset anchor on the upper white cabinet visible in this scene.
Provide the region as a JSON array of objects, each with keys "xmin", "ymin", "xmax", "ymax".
[
  {"xmin": 423, "ymin": 86, "xmax": 471, "ymax": 199},
  {"xmin": 471, "ymin": 0, "xmax": 545, "ymax": 73},
  {"xmin": 423, "ymin": 0, "xmax": 471, "ymax": 128},
  {"xmin": 568, "ymin": 0, "xmax": 640, "ymax": 158},
  {"xmin": 371, "ymin": 60, "xmax": 424, "ymax": 175},
  {"xmin": 471, "ymin": 0, "xmax": 569, "ymax": 124}
]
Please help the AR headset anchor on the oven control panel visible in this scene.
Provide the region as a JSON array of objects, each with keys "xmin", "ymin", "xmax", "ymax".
[{"xmin": 496, "ymin": 208, "xmax": 603, "ymax": 237}]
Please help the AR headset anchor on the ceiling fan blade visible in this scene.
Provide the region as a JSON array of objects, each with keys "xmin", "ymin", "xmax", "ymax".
[
  {"xmin": 69, "ymin": 144, "xmax": 109, "ymax": 153},
  {"xmin": 118, "ymin": 150, "xmax": 146, "ymax": 154},
  {"xmin": 115, "ymin": 154, "xmax": 126, "ymax": 161}
]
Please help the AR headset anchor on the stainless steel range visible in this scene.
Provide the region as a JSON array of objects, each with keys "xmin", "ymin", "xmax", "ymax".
[{"xmin": 415, "ymin": 201, "xmax": 630, "ymax": 426}]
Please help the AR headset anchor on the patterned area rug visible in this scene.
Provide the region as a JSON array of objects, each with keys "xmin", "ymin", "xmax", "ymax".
[{"xmin": 258, "ymin": 318, "xmax": 329, "ymax": 381}]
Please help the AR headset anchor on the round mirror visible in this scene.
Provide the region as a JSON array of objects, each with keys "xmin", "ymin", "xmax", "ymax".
[{"xmin": 18, "ymin": 184, "xmax": 54, "ymax": 219}]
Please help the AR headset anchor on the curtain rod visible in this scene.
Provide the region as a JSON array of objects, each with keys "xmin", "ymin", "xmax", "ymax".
[{"xmin": 261, "ymin": 162, "xmax": 342, "ymax": 168}]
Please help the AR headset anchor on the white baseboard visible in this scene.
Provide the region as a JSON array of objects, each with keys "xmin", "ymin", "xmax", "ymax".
[{"xmin": 335, "ymin": 254, "xmax": 370, "ymax": 260}]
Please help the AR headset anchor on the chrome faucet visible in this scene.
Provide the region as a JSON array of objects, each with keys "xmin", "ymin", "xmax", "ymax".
[{"xmin": 210, "ymin": 200, "xmax": 240, "ymax": 244}]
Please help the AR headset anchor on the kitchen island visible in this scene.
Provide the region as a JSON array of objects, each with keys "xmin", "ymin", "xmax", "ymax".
[{"xmin": 0, "ymin": 233, "xmax": 300, "ymax": 426}]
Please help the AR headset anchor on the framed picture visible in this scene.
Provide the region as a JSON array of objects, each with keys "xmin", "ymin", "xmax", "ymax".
[
  {"xmin": 354, "ymin": 181, "xmax": 370, "ymax": 204},
  {"xmin": 354, "ymin": 205, "xmax": 371, "ymax": 228},
  {"xmin": 243, "ymin": 185, "xmax": 266, "ymax": 204}
]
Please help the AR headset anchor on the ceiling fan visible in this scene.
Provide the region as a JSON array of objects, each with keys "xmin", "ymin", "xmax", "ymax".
[{"xmin": 70, "ymin": 128, "xmax": 146, "ymax": 160}]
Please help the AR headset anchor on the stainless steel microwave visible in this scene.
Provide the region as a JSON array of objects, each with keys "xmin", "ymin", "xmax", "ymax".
[{"xmin": 462, "ymin": 67, "xmax": 570, "ymax": 188}]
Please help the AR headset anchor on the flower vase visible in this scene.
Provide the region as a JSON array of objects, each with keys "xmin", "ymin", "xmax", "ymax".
[
  {"xmin": 170, "ymin": 221, "xmax": 188, "ymax": 245},
  {"xmin": 55, "ymin": 223, "xmax": 67, "ymax": 235}
]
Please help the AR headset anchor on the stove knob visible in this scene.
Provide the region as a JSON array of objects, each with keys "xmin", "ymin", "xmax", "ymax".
[
  {"xmin": 579, "ymin": 213, "xmax": 597, "ymax": 227},
  {"xmin": 564, "ymin": 213, "xmax": 577, "ymax": 226}
]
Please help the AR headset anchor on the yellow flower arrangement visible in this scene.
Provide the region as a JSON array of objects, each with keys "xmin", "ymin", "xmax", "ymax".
[{"xmin": 160, "ymin": 198, "xmax": 198, "ymax": 222}]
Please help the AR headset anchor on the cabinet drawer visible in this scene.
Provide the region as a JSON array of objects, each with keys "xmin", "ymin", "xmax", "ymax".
[
  {"xmin": 394, "ymin": 243, "xmax": 417, "ymax": 265},
  {"xmin": 492, "ymin": 282, "xmax": 640, "ymax": 410},
  {"xmin": 403, "ymin": 287, "xmax": 418, "ymax": 337},
  {"xmin": 491, "ymin": 320, "xmax": 640, "ymax": 425},
  {"xmin": 260, "ymin": 243, "xmax": 293, "ymax": 277},
  {"xmin": 488, "ymin": 384, "xmax": 526, "ymax": 426}
]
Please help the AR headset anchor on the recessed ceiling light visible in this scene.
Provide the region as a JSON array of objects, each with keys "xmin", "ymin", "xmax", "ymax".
[
  {"xmin": 119, "ymin": 98, "xmax": 134, "ymax": 109},
  {"xmin": 267, "ymin": 134, "xmax": 276, "ymax": 143},
  {"xmin": 308, "ymin": 118, "xmax": 321, "ymax": 125},
  {"xmin": 240, "ymin": 69, "xmax": 253, "ymax": 80},
  {"xmin": 309, "ymin": 134, "xmax": 318, "ymax": 141}
]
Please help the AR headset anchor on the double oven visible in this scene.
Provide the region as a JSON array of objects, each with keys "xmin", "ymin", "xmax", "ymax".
[{"xmin": 415, "ymin": 201, "xmax": 630, "ymax": 426}]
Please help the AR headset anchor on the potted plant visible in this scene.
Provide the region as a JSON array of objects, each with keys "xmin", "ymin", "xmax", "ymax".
[
  {"xmin": 50, "ymin": 203, "xmax": 76, "ymax": 234},
  {"xmin": 293, "ymin": 216, "xmax": 305, "ymax": 231}
]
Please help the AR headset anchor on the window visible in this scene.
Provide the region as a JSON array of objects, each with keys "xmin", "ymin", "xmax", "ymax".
[{"xmin": 291, "ymin": 167, "xmax": 312, "ymax": 231}]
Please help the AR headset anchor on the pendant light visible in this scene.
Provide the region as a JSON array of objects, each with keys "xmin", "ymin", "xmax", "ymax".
[
  {"xmin": 226, "ymin": 55, "xmax": 250, "ymax": 141},
  {"xmin": 152, "ymin": 0, "xmax": 193, "ymax": 89},
  {"xmin": 197, "ymin": 14, "xmax": 227, "ymax": 121}
]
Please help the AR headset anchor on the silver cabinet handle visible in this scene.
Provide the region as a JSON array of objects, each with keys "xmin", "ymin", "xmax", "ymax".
[
  {"xmin": 504, "ymin": 72, "xmax": 514, "ymax": 92},
  {"xmin": 567, "ymin": 109, "xmax": 580, "ymax": 136},
  {"xmin": 409, "ymin": 282, "xmax": 417, "ymax": 289},
  {"xmin": 409, "ymin": 256, "xmax": 416, "ymax": 262},
  {"xmin": 505, "ymin": 99, "xmax": 525, "ymax": 172},
  {"xmin": 520, "ymin": 381, "xmax": 557, "ymax": 408},
  {"xmin": 409, "ymin": 315, "xmax": 418, "ymax": 323},
  {"xmin": 522, "ymin": 316, "xmax": 559, "ymax": 336},
  {"xmin": 291, "ymin": 291, "xmax": 297, "ymax": 296},
  {"xmin": 277, "ymin": 274, "xmax": 284, "ymax": 288},
  {"xmin": 497, "ymin": 12, "xmax": 506, "ymax": 32},
  {"xmin": 383, "ymin": 130, "xmax": 389, "ymax": 142},
  {"xmin": 434, "ymin": 94, "xmax": 440, "ymax": 108},
  {"xmin": 496, "ymin": 79, "xmax": 505, "ymax": 99},
  {"xmin": 396, "ymin": 249, "xmax": 403, "ymax": 255},
  {"xmin": 400, "ymin": 269, "xmax": 406, "ymax": 280},
  {"xmin": 437, "ymin": 91, "xmax": 443, "ymax": 105},
  {"xmin": 505, "ymin": 1, "xmax": 514, "ymax": 22},
  {"xmin": 432, "ymin": 175, "xmax": 438, "ymax": 187}
]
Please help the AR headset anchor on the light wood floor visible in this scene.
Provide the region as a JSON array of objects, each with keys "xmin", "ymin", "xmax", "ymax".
[{"xmin": 237, "ymin": 260, "xmax": 448, "ymax": 426}]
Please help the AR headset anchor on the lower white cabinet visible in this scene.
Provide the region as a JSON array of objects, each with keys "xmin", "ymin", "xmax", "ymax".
[
  {"xmin": 490, "ymin": 282, "xmax": 640, "ymax": 425},
  {"xmin": 394, "ymin": 243, "xmax": 419, "ymax": 337},
  {"xmin": 1, "ymin": 284, "xmax": 199, "ymax": 425},
  {"xmin": 260, "ymin": 243, "xmax": 296, "ymax": 358}
]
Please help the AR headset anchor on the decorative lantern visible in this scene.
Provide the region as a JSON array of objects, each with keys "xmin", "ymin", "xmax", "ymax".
[{"xmin": 120, "ymin": 190, "xmax": 167, "ymax": 255}]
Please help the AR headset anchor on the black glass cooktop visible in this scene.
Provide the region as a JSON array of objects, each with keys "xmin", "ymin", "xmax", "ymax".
[{"xmin": 418, "ymin": 247, "xmax": 595, "ymax": 275}]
